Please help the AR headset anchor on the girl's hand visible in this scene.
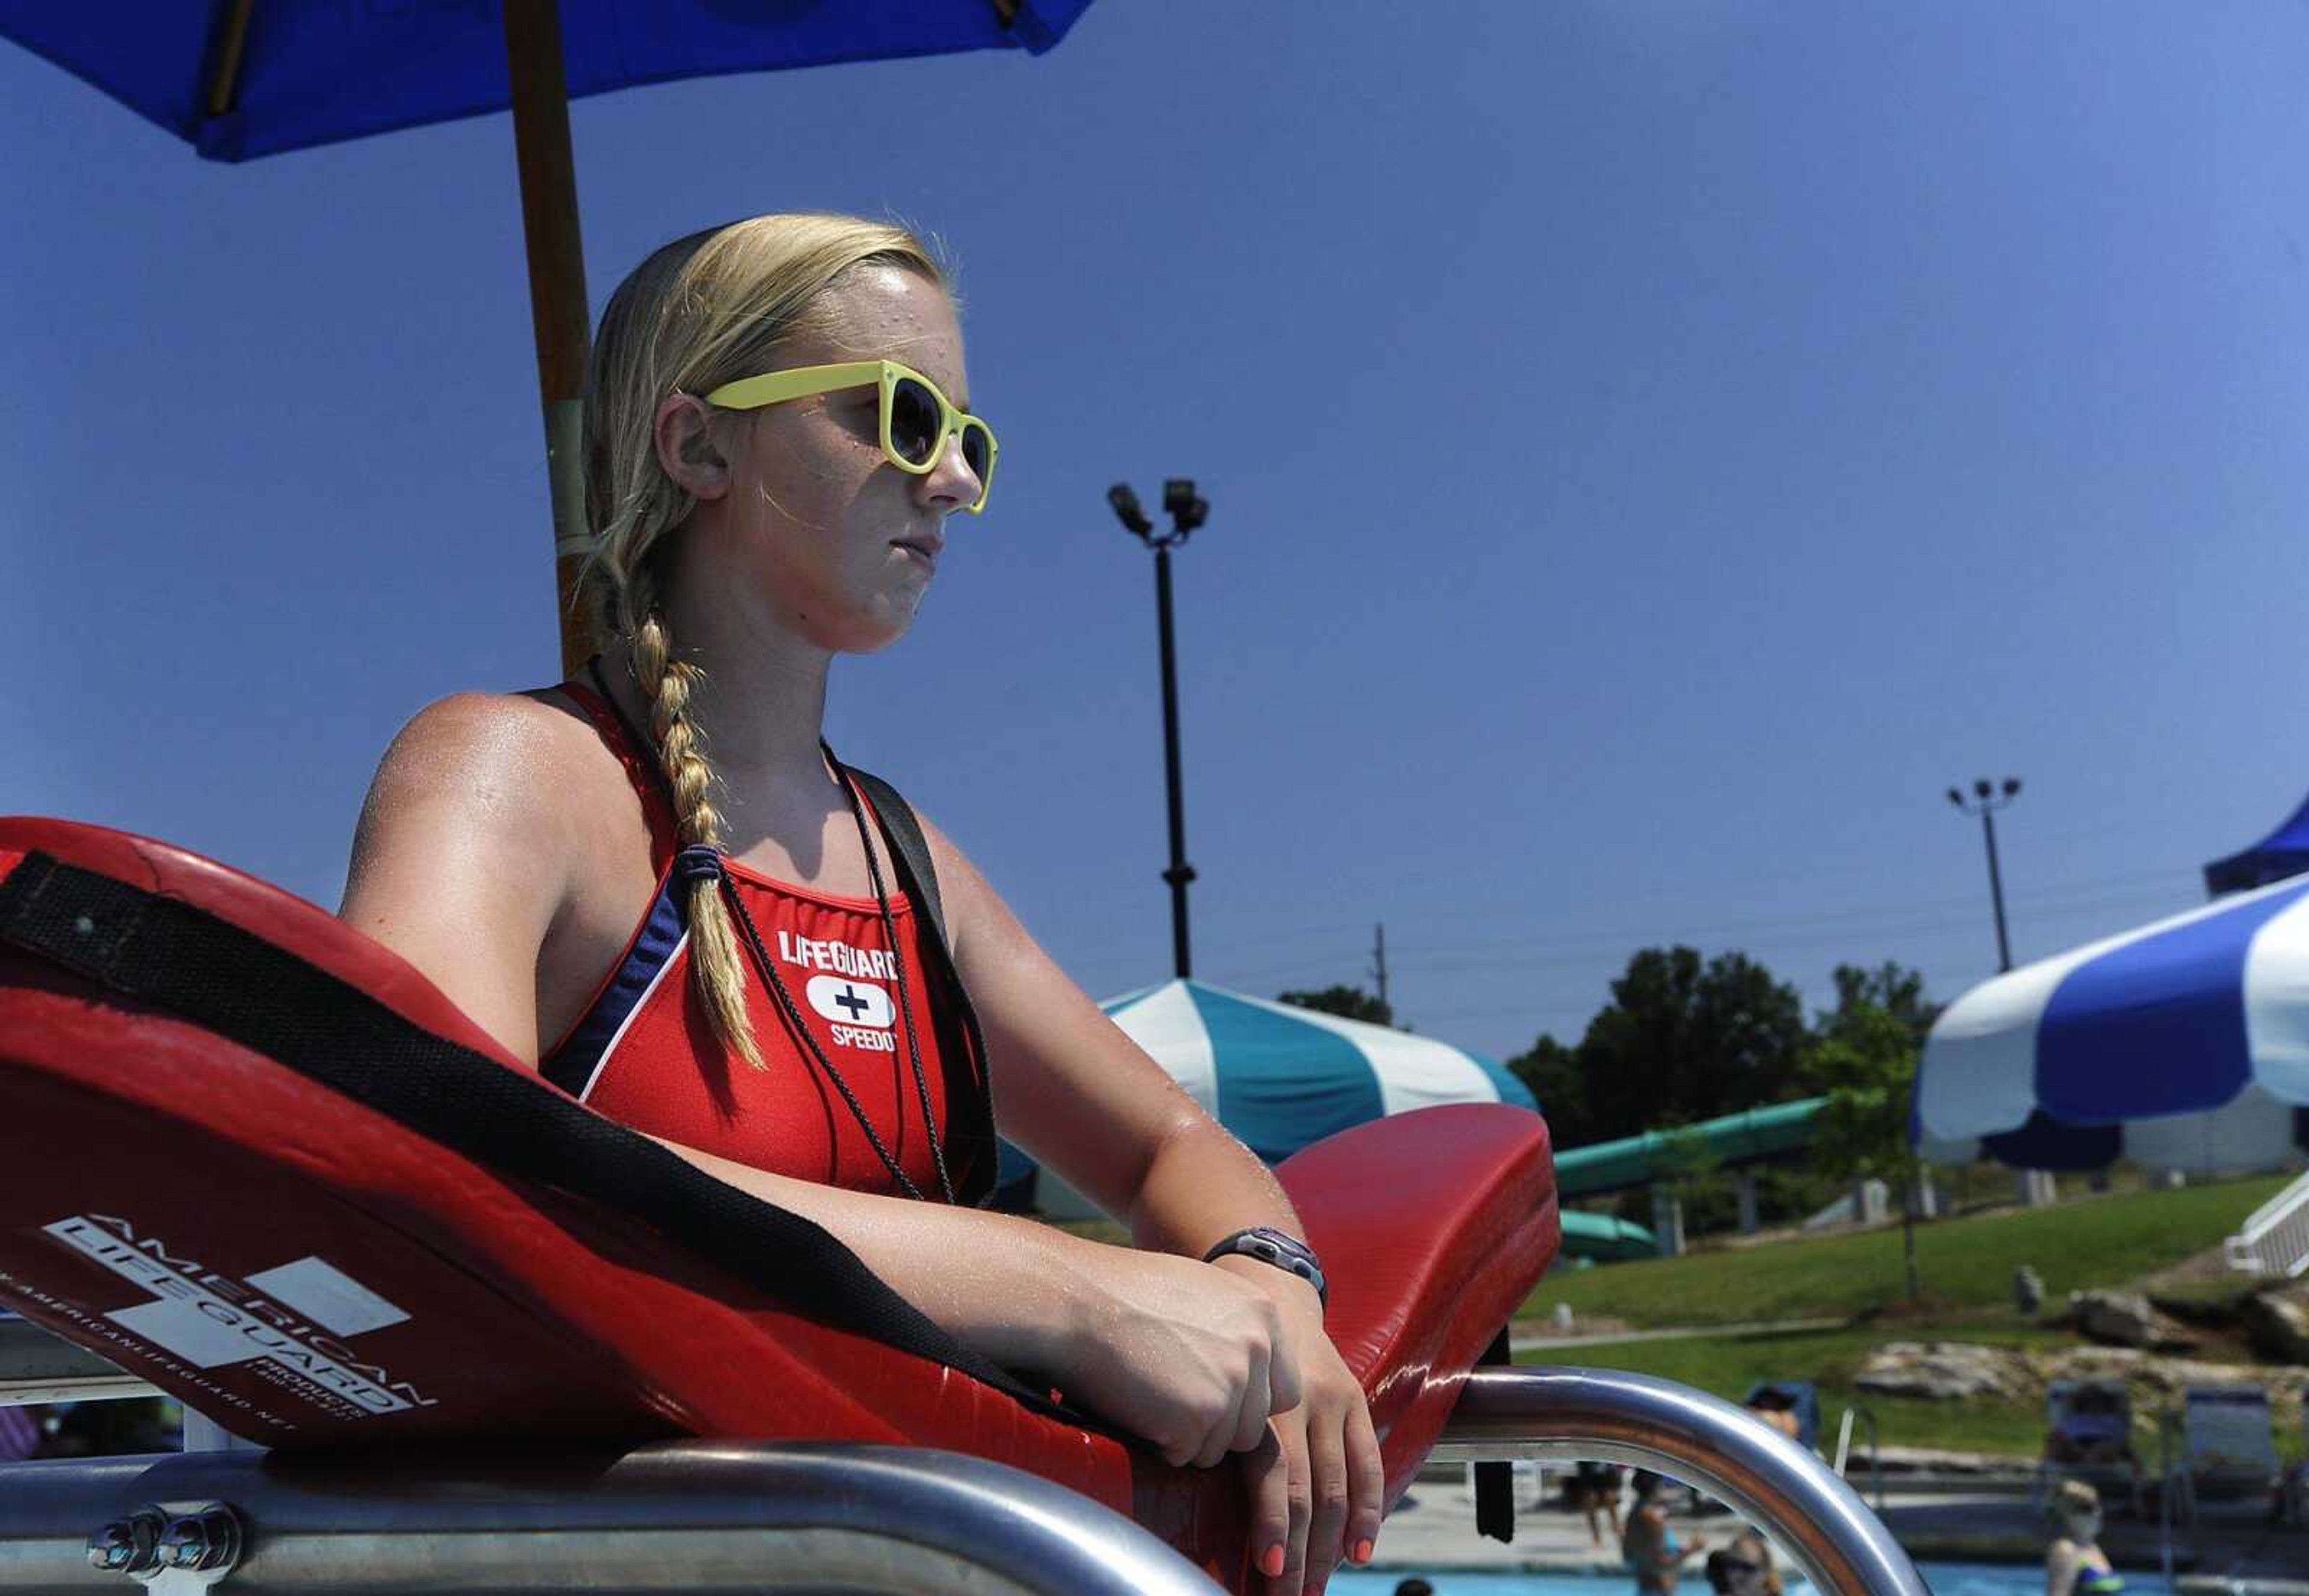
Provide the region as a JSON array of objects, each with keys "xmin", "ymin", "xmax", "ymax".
[
  {"xmin": 1215, "ymin": 1260, "xmax": 1384, "ymax": 1596},
  {"xmin": 1042, "ymin": 1245, "xmax": 1306, "ymax": 1470}
]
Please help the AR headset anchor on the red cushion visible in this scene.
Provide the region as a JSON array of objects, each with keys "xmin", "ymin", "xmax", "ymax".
[{"xmin": 0, "ymin": 819, "xmax": 1558, "ymax": 1587}]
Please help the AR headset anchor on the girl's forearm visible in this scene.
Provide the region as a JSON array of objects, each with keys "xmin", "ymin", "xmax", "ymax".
[
  {"xmin": 1124, "ymin": 1116, "xmax": 1306, "ymax": 1256},
  {"xmin": 647, "ymin": 1133, "xmax": 1086, "ymax": 1369}
]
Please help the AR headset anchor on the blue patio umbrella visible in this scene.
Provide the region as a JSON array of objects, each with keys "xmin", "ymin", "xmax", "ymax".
[
  {"xmin": 2205, "ymin": 789, "xmax": 2309, "ymax": 898},
  {"xmin": 1001, "ymin": 978, "xmax": 1539, "ymax": 1217},
  {"xmin": 1915, "ymin": 873, "xmax": 2309, "ymax": 1172},
  {"xmin": 0, "ymin": 1, "xmax": 1097, "ymax": 670}
]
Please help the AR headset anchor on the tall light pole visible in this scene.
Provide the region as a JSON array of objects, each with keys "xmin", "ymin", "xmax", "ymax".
[
  {"xmin": 1947, "ymin": 778, "xmax": 2023, "ymax": 972},
  {"xmin": 1110, "ymin": 480, "xmax": 1208, "ymax": 980}
]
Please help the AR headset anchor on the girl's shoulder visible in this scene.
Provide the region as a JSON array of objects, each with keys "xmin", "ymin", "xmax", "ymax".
[
  {"xmin": 387, "ymin": 684, "xmax": 615, "ymax": 791},
  {"xmin": 343, "ymin": 686, "xmax": 672, "ymax": 1064},
  {"xmin": 360, "ymin": 688, "xmax": 645, "ymax": 879},
  {"xmin": 380, "ymin": 686, "xmax": 592, "ymax": 761}
]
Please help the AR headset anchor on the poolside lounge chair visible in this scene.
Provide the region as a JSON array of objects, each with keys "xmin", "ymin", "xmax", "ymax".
[
  {"xmin": 2272, "ymin": 1404, "xmax": 2307, "ymax": 1528},
  {"xmin": 2165, "ymin": 1384, "xmax": 2281, "ymax": 1531},
  {"xmin": 2035, "ymin": 1379, "xmax": 2145, "ymax": 1516},
  {"xmin": 1743, "ymin": 1381, "xmax": 1821, "ymax": 1452},
  {"xmin": 2279, "ymin": 1461, "xmax": 2308, "ymax": 1527}
]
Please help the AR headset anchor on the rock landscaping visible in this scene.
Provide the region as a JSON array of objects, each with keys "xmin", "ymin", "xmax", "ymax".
[
  {"xmin": 1856, "ymin": 1337, "xmax": 2308, "ymax": 1431},
  {"xmin": 2239, "ymin": 1285, "xmax": 2309, "ymax": 1364},
  {"xmin": 2068, "ymin": 1288, "xmax": 2200, "ymax": 1351}
]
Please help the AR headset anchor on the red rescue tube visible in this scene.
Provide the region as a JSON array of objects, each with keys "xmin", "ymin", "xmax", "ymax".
[{"xmin": 0, "ymin": 818, "xmax": 1557, "ymax": 1589}]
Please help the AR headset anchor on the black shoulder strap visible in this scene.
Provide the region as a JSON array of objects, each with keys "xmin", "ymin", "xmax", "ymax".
[
  {"xmin": 0, "ymin": 851, "xmax": 1074, "ymax": 1424},
  {"xmin": 835, "ymin": 762, "xmax": 999, "ymax": 1208},
  {"xmin": 841, "ymin": 766, "xmax": 949, "ymax": 951}
]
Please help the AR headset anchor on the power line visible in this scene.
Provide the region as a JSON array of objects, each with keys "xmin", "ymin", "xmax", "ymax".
[
  {"xmin": 1393, "ymin": 869, "xmax": 2194, "ymax": 963},
  {"xmin": 1387, "ymin": 886, "xmax": 2195, "ymax": 976},
  {"xmin": 1206, "ymin": 872, "xmax": 2195, "ymax": 989},
  {"xmin": 1228, "ymin": 884, "xmax": 2211, "ymax": 1037}
]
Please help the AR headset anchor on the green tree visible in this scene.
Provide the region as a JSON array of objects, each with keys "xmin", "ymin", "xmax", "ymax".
[
  {"xmin": 1562, "ymin": 947, "xmax": 1811, "ymax": 1147},
  {"xmin": 1654, "ymin": 1123, "xmax": 1734, "ymax": 1234},
  {"xmin": 1806, "ymin": 992, "xmax": 1929, "ymax": 1301},
  {"xmin": 1504, "ymin": 1034, "xmax": 1585, "ymax": 1143},
  {"xmin": 1277, "ymin": 984, "xmax": 1394, "ymax": 1027},
  {"xmin": 1821, "ymin": 961, "xmax": 1941, "ymax": 1047}
]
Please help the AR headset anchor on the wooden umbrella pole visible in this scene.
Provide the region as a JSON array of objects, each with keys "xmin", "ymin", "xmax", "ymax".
[{"xmin": 504, "ymin": 0, "xmax": 594, "ymax": 676}]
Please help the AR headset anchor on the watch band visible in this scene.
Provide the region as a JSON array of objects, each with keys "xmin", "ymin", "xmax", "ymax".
[{"xmin": 1202, "ymin": 1226, "xmax": 1327, "ymax": 1306}]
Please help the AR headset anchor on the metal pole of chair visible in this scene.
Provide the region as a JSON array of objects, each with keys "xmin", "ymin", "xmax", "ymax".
[
  {"xmin": 0, "ymin": 1445, "xmax": 1219, "ymax": 1596},
  {"xmin": 0, "ymin": 1361, "xmax": 1932, "ymax": 1596},
  {"xmin": 1434, "ymin": 1366, "xmax": 1930, "ymax": 1596}
]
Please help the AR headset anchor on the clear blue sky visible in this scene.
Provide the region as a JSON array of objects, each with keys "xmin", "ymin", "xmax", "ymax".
[{"xmin": 5, "ymin": 2, "xmax": 2305, "ymax": 1063}]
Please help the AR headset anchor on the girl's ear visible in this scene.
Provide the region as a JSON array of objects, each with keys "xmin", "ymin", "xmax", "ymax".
[{"xmin": 654, "ymin": 394, "xmax": 731, "ymax": 500}]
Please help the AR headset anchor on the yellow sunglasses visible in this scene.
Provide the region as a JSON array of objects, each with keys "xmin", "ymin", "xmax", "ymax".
[{"xmin": 704, "ymin": 359, "xmax": 997, "ymax": 514}]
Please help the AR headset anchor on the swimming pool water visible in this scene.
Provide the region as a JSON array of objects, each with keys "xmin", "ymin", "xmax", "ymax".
[{"xmin": 1328, "ymin": 1564, "xmax": 2173, "ymax": 1596}]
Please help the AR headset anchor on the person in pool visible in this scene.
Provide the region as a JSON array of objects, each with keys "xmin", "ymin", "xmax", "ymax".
[
  {"xmin": 338, "ymin": 212, "xmax": 1379, "ymax": 1596},
  {"xmin": 2043, "ymin": 1481, "xmax": 2124, "ymax": 1596},
  {"xmin": 1703, "ymin": 1530, "xmax": 1780, "ymax": 1596},
  {"xmin": 1623, "ymin": 1470, "xmax": 1708, "ymax": 1595},
  {"xmin": 1569, "ymin": 1459, "xmax": 1626, "ymax": 1547}
]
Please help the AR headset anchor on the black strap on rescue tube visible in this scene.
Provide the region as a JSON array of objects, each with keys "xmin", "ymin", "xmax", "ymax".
[
  {"xmin": 1474, "ymin": 1325, "xmax": 1516, "ymax": 1542},
  {"xmin": 0, "ymin": 850, "xmax": 1075, "ymax": 1424}
]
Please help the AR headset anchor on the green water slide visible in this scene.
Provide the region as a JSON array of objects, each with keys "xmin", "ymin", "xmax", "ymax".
[
  {"xmin": 1556, "ymin": 1209, "xmax": 1660, "ymax": 1261},
  {"xmin": 1552, "ymin": 1096, "xmax": 1827, "ymax": 1199}
]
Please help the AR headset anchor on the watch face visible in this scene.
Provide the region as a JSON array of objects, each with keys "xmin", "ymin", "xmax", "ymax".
[{"xmin": 1207, "ymin": 1229, "xmax": 1323, "ymax": 1298}]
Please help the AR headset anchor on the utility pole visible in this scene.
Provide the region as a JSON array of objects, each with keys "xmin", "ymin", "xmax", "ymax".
[
  {"xmin": 1946, "ymin": 778, "xmax": 2023, "ymax": 972},
  {"xmin": 1109, "ymin": 480, "xmax": 1209, "ymax": 980},
  {"xmin": 1370, "ymin": 923, "xmax": 1389, "ymax": 1011}
]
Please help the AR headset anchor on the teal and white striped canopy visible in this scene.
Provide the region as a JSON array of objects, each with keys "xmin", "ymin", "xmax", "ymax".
[{"xmin": 1003, "ymin": 979, "xmax": 1536, "ymax": 1217}]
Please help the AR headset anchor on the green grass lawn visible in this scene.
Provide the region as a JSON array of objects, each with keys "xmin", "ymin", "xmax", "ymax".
[
  {"xmin": 1527, "ymin": 1173, "xmax": 2292, "ymax": 1328},
  {"xmin": 1518, "ymin": 1325, "xmax": 2071, "ymax": 1457},
  {"xmin": 1526, "ymin": 1319, "xmax": 2308, "ymax": 1462}
]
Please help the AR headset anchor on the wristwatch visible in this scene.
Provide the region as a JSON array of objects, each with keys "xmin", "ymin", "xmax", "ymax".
[{"xmin": 1202, "ymin": 1226, "xmax": 1327, "ymax": 1307}]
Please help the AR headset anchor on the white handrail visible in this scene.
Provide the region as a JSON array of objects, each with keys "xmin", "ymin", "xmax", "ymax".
[
  {"xmin": 2237, "ymin": 1168, "xmax": 2309, "ymax": 1236},
  {"xmin": 2224, "ymin": 1168, "xmax": 2309, "ymax": 1277}
]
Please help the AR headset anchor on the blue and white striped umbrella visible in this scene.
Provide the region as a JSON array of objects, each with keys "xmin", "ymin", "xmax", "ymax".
[
  {"xmin": 1917, "ymin": 874, "xmax": 2309, "ymax": 1171},
  {"xmin": 1004, "ymin": 979, "xmax": 1536, "ymax": 1217}
]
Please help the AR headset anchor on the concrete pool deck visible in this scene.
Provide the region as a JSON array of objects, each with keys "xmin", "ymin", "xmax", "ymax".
[{"xmin": 1366, "ymin": 1468, "xmax": 2307, "ymax": 1590}]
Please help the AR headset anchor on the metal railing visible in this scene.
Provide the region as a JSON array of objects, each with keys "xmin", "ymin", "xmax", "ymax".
[
  {"xmin": 1434, "ymin": 1367, "xmax": 1929, "ymax": 1596},
  {"xmin": 0, "ymin": 1443, "xmax": 1219, "ymax": 1596},
  {"xmin": 2223, "ymin": 1167, "xmax": 2309, "ymax": 1277},
  {"xmin": 0, "ymin": 1318, "xmax": 155, "ymax": 1410},
  {"xmin": 0, "ymin": 1334, "xmax": 1928, "ymax": 1596},
  {"xmin": 1832, "ymin": 1402, "xmax": 1884, "ymax": 1513}
]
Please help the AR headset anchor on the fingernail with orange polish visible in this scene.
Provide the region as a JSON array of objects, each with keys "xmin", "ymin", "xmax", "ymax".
[
  {"xmin": 1354, "ymin": 1539, "xmax": 1375, "ymax": 1564},
  {"xmin": 1262, "ymin": 1546, "xmax": 1287, "ymax": 1579}
]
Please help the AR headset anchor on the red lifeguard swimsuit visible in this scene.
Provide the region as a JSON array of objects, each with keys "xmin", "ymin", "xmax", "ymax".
[{"xmin": 539, "ymin": 682, "xmax": 994, "ymax": 1205}]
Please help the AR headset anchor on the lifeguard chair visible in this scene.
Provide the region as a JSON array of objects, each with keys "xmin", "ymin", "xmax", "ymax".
[{"xmin": 0, "ymin": 820, "xmax": 1927, "ymax": 1596}]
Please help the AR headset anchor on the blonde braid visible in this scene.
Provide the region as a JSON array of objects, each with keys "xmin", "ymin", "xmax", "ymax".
[
  {"xmin": 576, "ymin": 212, "xmax": 950, "ymax": 1075},
  {"xmin": 624, "ymin": 565, "xmax": 764, "ymax": 1070}
]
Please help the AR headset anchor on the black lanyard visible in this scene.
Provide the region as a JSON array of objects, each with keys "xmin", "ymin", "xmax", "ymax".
[{"xmin": 581, "ymin": 658, "xmax": 955, "ymax": 1203}]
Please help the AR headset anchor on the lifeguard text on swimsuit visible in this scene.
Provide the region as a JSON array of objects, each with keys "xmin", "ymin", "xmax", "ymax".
[{"xmin": 780, "ymin": 932, "xmax": 901, "ymax": 1052}]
